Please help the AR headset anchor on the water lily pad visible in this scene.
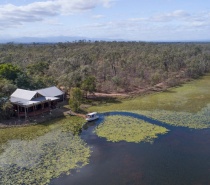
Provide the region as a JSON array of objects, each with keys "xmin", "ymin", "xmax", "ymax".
[
  {"xmin": 95, "ymin": 115, "xmax": 169, "ymax": 143},
  {"xmin": 132, "ymin": 105, "xmax": 210, "ymax": 129},
  {"xmin": 0, "ymin": 129, "xmax": 91, "ymax": 185}
]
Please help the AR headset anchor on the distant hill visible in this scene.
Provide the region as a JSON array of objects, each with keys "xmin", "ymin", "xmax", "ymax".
[{"xmin": 0, "ymin": 36, "xmax": 125, "ymax": 44}]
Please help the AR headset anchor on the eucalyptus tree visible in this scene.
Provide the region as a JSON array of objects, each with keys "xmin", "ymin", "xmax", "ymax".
[
  {"xmin": 81, "ymin": 76, "xmax": 96, "ymax": 98},
  {"xmin": 69, "ymin": 87, "xmax": 83, "ymax": 112}
]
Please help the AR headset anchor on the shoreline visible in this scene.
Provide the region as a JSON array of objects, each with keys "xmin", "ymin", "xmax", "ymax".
[{"xmin": 0, "ymin": 75, "xmax": 202, "ymax": 129}]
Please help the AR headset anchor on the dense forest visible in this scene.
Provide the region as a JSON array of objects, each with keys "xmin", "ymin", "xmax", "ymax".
[{"xmin": 0, "ymin": 41, "xmax": 210, "ymax": 119}]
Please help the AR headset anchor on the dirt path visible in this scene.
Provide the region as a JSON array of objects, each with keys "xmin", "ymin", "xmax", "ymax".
[
  {"xmin": 93, "ymin": 92, "xmax": 129, "ymax": 97},
  {"xmin": 91, "ymin": 86, "xmax": 167, "ymax": 98}
]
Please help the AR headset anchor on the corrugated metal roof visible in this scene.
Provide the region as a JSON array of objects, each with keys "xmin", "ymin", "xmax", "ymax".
[
  {"xmin": 36, "ymin": 86, "xmax": 64, "ymax": 97},
  {"xmin": 10, "ymin": 97, "xmax": 31, "ymax": 106},
  {"xmin": 10, "ymin": 96, "xmax": 59, "ymax": 107},
  {"xmin": 11, "ymin": 89, "xmax": 37, "ymax": 101},
  {"xmin": 10, "ymin": 87, "xmax": 63, "ymax": 107}
]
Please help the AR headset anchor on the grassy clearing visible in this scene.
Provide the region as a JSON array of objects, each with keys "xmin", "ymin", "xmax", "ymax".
[
  {"xmin": 89, "ymin": 75, "xmax": 210, "ymax": 113},
  {"xmin": 95, "ymin": 115, "xmax": 169, "ymax": 143}
]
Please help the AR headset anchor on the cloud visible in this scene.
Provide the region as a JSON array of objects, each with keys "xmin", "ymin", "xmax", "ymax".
[
  {"xmin": 43, "ymin": 18, "xmax": 63, "ymax": 25},
  {"xmin": 0, "ymin": 4, "xmax": 209, "ymax": 41},
  {"xmin": 92, "ymin": 14, "xmax": 105, "ymax": 19},
  {"xmin": 127, "ymin": 10, "xmax": 191, "ymax": 24},
  {"xmin": 78, "ymin": 10, "xmax": 210, "ymax": 40},
  {"xmin": 127, "ymin": 10, "xmax": 210, "ymax": 29},
  {"xmin": 0, "ymin": 0, "xmax": 114, "ymax": 29},
  {"xmin": 151, "ymin": 10, "xmax": 190, "ymax": 22}
]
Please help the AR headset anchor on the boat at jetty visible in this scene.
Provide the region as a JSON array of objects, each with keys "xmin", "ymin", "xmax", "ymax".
[{"xmin": 85, "ymin": 112, "xmax": 99, "ymax": 122}]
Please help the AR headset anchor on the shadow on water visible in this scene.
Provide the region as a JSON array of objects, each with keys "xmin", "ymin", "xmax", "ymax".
[
  {"xmin": 82, "ymin": 111, "xmax": 175, "ymax": 131},
  {"xmin": 50, "ymin": 111, "xmax": 210, "ymax": 185},
  {"xmin": 102, "ymin": 111, "xmax": 177, "ymax": 130}
]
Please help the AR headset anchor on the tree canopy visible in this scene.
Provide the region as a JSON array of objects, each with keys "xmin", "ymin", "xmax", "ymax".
[
  {"xmin": 0, "ymin": 41, "xmax": 210, "ymax": 119},
  {"xmin": 69, "ymin": 87, "xmax": 83, "ymax": 112},
  {"xmin": 1, "ymin": 41, "xmax": 210, "ymax": 93},
  {"xmin": 0, "ymin": 64, "xmax": 21, "ymax": 82},
  {"xmin": 0, "ymin": 78, "xmax": 16, "ymax": 120},
  {"xmin": 81, "ymin": 76, "xmax": 96, "ymax": 98}
]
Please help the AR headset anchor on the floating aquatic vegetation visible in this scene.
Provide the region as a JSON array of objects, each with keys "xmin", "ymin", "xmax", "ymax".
[
  {"xmin": 0, "ymin": 116, "xmax": 84, "ymax": 154},
  {"xmin": 95, "ymin": 115, "xmax": 169, "ymax": 143},
  {"xmin": 0, "ymin": 129, "xmax": 91, "ymax": 185},
  {"xmin": 131, "ymin": 105, "xmax": 210, "ymax": 129}
]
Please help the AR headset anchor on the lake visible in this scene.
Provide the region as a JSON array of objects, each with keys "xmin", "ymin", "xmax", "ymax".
[{"xmin": 50, "ymin": 113, "xmax": 210, "ymax": 185}]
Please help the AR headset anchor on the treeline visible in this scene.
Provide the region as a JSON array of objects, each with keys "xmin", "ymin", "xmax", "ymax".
[{"xmin": 0, "ymin": 41, "xmax": 210, "ymax": 118}]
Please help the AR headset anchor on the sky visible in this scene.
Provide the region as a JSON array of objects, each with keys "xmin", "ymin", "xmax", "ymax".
[{"xmin": 0, "ymin": 0, "xmax": 210, "ymax": 41}]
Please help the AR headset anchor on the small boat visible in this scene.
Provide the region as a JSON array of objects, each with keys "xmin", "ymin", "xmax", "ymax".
[{"xmin": 85, "ymin": 112, "xmax": 99, "ymax": 122}]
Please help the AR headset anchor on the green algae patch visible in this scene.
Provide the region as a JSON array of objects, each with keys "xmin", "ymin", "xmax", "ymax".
[
  {"xmin": 0, "ymin": 129, "xmax": 91, "ymax": 185},
  {"xmin": 95, "ymin": 115, "xmax": 169, "ymax": 143}
]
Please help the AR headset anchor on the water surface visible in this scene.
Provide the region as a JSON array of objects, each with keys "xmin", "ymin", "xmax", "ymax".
[{"xmin": 51, "ymin": 113, "xmax": 210, "ymax": 185}]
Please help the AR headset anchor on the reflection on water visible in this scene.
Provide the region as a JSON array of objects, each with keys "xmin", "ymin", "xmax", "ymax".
[{"xmin": 51, "ymin": 114, "xmax": 210, "ymax": 185}]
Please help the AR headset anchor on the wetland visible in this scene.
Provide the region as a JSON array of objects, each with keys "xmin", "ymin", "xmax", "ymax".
[{"xmin": 1, "ymin": 75, "xmax": 210, "ymax": 185}]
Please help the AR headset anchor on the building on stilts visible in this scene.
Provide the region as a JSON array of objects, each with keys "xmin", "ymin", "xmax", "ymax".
[{"xmin": 10, "ymin": 86, "xmax": 65, "ymax": 119}]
